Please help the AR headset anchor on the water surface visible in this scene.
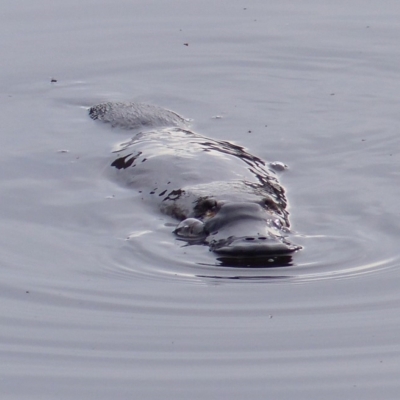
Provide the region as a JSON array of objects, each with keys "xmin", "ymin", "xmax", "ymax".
[{"xmin": 1, "ymin": 0, "xmax": 400, "ymax": 398}]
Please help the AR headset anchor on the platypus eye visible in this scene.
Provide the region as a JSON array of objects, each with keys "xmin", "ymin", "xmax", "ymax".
[
  {"xmin": 201, "ymin": 198, "xmax": 217, "ymax": 210},
  {"xmin": 193, "ymin": 198, "xmax": 218, "ymax": 218},
  {"xmin": 262, "ymin": 196, "xmax": 279, "ymax": 210}
]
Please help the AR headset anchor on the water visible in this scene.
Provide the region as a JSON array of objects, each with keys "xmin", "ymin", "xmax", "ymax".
[{"xmin": 1, "ymin": 0, "xmax": 400, "ymax": 398}]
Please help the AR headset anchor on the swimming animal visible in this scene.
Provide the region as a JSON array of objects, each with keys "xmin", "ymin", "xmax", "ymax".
[{"xmin": 89, "ymin": 102, "xmax": 300, "ymax": 259}]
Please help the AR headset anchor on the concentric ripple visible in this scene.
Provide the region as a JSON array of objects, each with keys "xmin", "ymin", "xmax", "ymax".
[{"xmin": 108, "ymin": 218, "xmax": 400, "ymax": 284}]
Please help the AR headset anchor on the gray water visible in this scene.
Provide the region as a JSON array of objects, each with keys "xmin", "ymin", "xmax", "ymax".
[{"xmin": 1, "ymin": 0, "xmax": 400, "ymax": 398}]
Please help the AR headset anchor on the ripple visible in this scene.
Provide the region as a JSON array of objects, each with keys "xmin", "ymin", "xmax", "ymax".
[{"xmin": 108, "ymin": 223, "xmax": 400, "ymax": 284}]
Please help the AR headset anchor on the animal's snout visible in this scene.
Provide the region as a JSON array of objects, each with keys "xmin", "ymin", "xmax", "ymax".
[
  {"xmin": 201, "ymin": 201, "xmax": 300, "ymax": 256},
  {"xmin": 209, "ymin": 235, "xmax": 300, "ymax": 256}
]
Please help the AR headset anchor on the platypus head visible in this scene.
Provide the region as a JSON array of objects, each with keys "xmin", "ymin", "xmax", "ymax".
[{"xmin": 174, "ymin": 197, "xmax": 300, "ymax": 259}]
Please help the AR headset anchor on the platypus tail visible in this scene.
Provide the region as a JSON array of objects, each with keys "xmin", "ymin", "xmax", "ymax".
[{"xmin": 89, "ymin": 102, "xmax": 188, "ymax": 131}]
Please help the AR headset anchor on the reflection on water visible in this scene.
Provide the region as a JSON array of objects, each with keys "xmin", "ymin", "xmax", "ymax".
[{"xmin": 214, "ymin": 254, "xmax": 295, "ymax": 268}]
